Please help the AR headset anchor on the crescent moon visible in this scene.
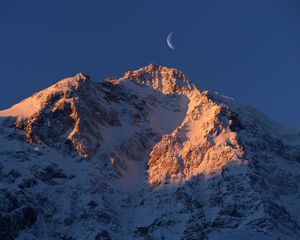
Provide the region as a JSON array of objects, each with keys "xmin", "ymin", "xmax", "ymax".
[{"xmin": 167, "ymin": 32, "xmax": 175, "ymax": 50}]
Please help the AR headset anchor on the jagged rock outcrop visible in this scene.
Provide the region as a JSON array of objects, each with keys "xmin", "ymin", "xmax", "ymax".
[
  {"xmin": 0, "ymin": 64, "xmax": 300, "ymax": 240},
  {"xmin": 124, "ymin": 63, "xmax": 194, "ymax": 94}
]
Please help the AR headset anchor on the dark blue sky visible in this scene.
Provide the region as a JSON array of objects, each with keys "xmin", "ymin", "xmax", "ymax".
[{"xmin": 1, "ymin": 0, "xmax": 300, "ymax": 126}]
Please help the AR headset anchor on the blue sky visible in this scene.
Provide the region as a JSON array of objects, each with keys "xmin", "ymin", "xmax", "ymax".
[{"xmin": 1, "ymin": 0, "xmax": 300, "ymax": 126}]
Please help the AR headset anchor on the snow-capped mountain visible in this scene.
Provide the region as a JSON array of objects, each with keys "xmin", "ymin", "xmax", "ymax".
[{"xmin": 0, "ymin": 64, "xmax": 300, "ymax": 240}]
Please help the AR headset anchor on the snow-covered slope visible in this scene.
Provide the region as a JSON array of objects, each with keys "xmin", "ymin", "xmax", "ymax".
[{"xmin": 0, "ymin": 64, "xmax": 300, "ymax": 240}]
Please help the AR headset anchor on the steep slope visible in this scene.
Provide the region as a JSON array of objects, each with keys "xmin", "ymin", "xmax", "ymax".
[{"xmin": 0, "ymin": 64, "xmax": 300, "ymax": 240}]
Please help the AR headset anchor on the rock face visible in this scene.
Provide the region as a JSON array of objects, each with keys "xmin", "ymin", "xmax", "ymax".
[{"xmin": 0, "ymin": 64, "xmax": 300, "ymax": 240}]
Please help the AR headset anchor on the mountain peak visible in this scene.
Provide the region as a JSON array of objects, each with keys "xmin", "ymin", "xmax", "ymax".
[
  {"xmin": 52, "ymin": 72, "xmax": 91, "ymax": 92},
  {"xmin": 74, "ymin": 72, "xmax": 90, "ymax": 81},
  {"xmin": 1, "ymin": 65, "xmax": 300, "ymax": 239},
  {"xmin": 124, "ymin": 64, "xmax": 194, "ymax": 94}
]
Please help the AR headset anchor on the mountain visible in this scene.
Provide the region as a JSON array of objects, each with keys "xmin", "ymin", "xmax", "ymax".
[{"xmin": 0, "ymin": 64, "xmax": 300, "ymax": 240}]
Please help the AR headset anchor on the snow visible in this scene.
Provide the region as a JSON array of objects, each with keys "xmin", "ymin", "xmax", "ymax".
[
  {"xmin": 0, "ymin": 97, "xmax": 42, "ymax": 118},
  {"xmin": 208, "ymin": 229, "xmax": 276, "ymax": 240}
]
